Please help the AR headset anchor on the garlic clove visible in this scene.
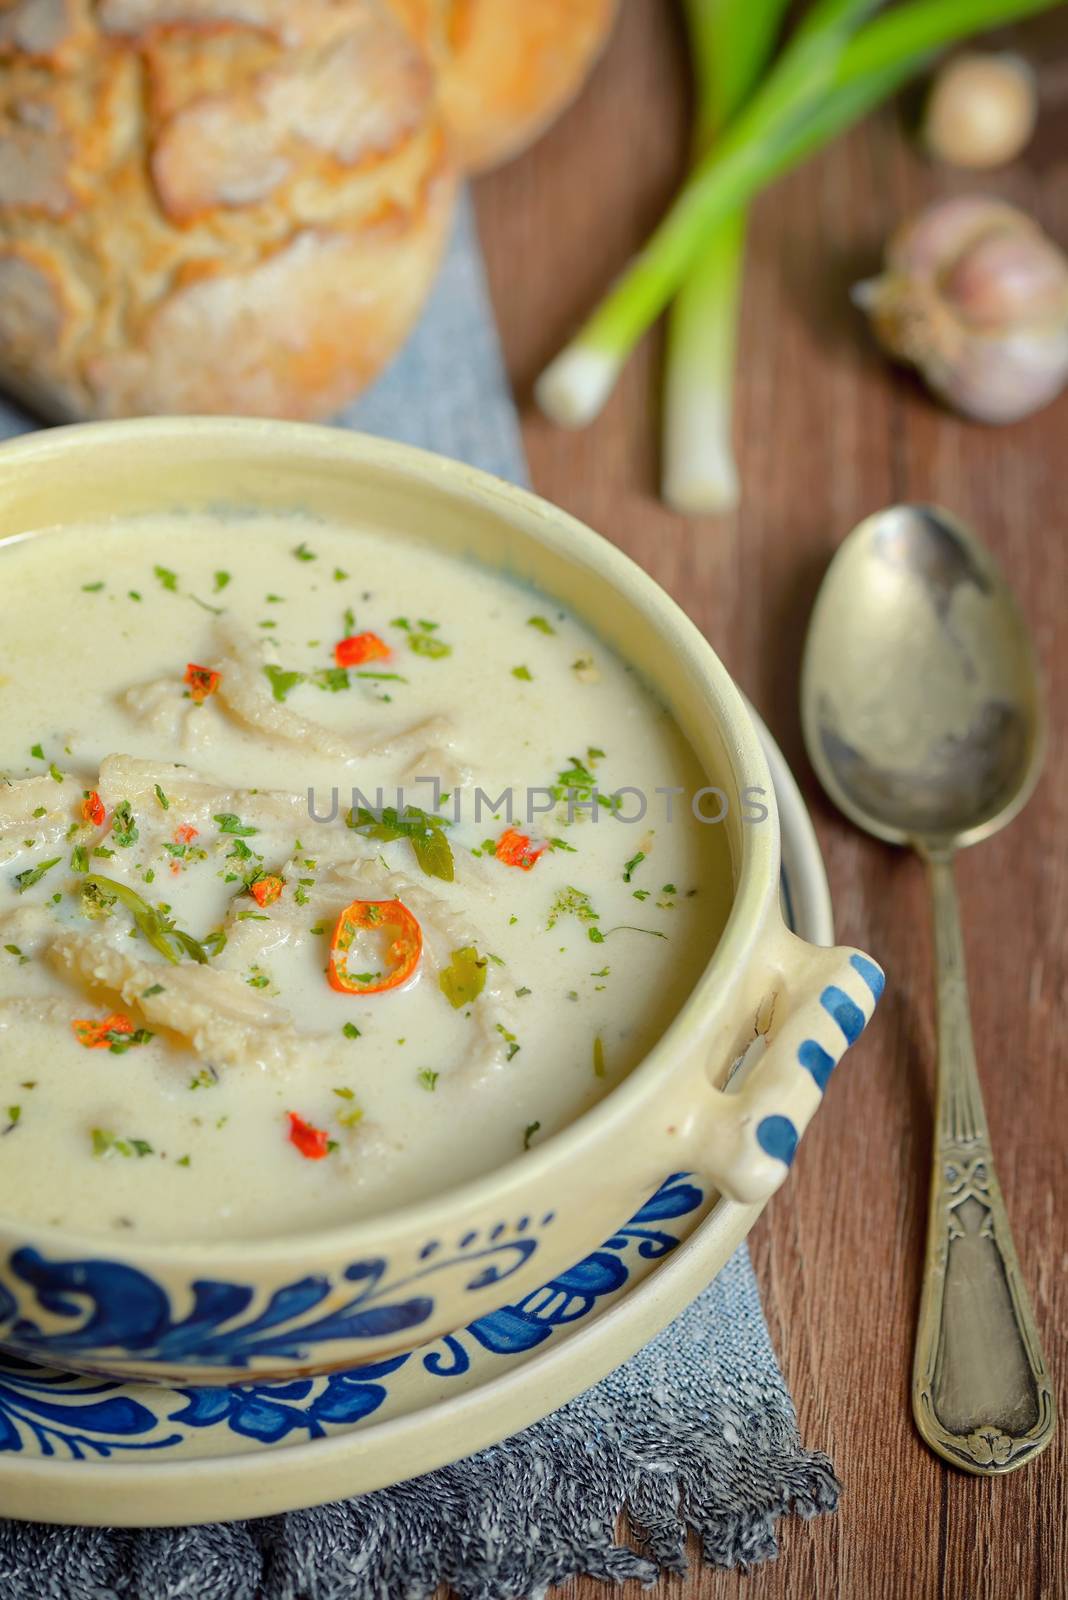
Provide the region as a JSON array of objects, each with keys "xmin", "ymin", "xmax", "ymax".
[{"xmin": 923, "ymin": 52, "xmax": 1037, "ymax": 170}]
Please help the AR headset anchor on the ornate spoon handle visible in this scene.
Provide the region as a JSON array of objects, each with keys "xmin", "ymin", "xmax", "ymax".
[{"xmin": 912, "ymin": 855, "xmax": 1055, "ymax": 1474}]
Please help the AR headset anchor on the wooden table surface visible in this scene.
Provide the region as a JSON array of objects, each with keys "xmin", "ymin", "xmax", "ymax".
[{"xmin": 473, "ymin": 6, "xmax": 1067, "ymax": 1598}]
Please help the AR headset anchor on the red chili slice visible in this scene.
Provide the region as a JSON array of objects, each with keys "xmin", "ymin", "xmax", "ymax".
[
  {"xmin": 185, "ymin": 664, "xmax": 221, "ymax": 704},
  {"xmin": 334, "ymin": 632, "xmax": 391, "ymax": 668},
  {"xmin": 287, "ymin": 1111, "xmax": 330, "ymax": 1160},
  {"xmin": 81, "ymin": 790, "xmax": 106, "ymax": 827},
  {"xmin": 250, "ymin": 874, "xmax": 285, "ymax": 909},
  {"xmin": 495, "ymin": 827, "xmax": 545, "ymax": 871},
  {"xmin": 72, "ymin": 1013, "xmax": 134, "ymax": 1050},
  {"xmin": 327, "ymin": 899, "xmax": 422, "ymax": 995}
]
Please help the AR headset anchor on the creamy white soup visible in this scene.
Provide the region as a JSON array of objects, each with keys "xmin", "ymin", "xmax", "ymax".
[{"xmin": 0, "ymin": 513, "xmax": 731, "ymax": 1241}]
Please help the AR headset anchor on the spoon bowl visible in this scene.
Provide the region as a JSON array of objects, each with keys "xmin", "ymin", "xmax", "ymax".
[{"xmin": 801, "ymin": 503, "xmax": 1044, "ymax": 852}]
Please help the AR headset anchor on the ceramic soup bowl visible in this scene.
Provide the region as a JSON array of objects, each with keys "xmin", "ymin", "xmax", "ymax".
[{"xmin": 0, "ymin": 419, "xmax": 882, "ymax": 1384}]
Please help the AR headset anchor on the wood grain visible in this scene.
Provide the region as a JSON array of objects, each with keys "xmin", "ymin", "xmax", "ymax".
[{"xmin": 473, "ymin": 5, "xmax": 1068, "ymax": 1597}]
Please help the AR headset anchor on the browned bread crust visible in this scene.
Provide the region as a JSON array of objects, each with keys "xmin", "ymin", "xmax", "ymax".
[
  {"xmin": 402, "ymin": 0, "xmax": 617, "ymax": 173},
  {"xmin": 0, "ymin": 0, "xmax": 457, "ymax": 420}
]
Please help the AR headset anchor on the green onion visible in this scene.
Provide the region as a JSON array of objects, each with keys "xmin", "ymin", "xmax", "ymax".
[
  {"xmin": 83, "ymin": 875, "xmax": 209, "ymax": 965},
  {"xmin": 663, "ymin": 0, "xmax": 792, "ymax": 512},
  {"xmin": 537, "ymin": 0, "xmax": 1058, "ymax": 445}
]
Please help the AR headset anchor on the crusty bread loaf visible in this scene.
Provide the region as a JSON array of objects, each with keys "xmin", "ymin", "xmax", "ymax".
[
  {"xmin": 402, "ymin": 0, "xmax": 617, "ymax": 173},
  {"xmin": 0, "ymin": 0, "xmax": 456, "ymax": 421}
]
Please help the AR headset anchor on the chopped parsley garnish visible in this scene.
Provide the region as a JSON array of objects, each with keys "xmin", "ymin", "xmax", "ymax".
[
  {"xmin": 527, "ymin": 615, "xmax": 556, "ymax": 635},
  {"xmin": 333, "ymin": 567, "xmax": 349, "ymax": 582},
  {"xmin": 111, "ymin": 802, "xmax": 139, "ymax": 848},
  {"xmin": 632, "ymin": 888, "xmax": 650, "ymax": 901},
  {"xmin": 335, "ymin": 1095, "xmax": 363, "ymax": 1129},
  {"xmin": 496, "ymin": 1023, "xmax": 520, "ymax": 1061},
  {"xmin": 408, "ymin": 631, "xmax": 451, "ymax": 660},
  {"xmin": 154, "ymin": 784, "xmax": 170, "ymax": 811},
  {"xmin": 293, "ymin": 541, "xmax": 317, "ymax": 562},
  {"xmin": 392, "ymin": 617, "xmax": 452, "ymax": 659},
  {"xmin": 315, "ymin": 667, "xmax": 349, "ymax": 693},
  {"xmin": 81, "ymin": 581, "xmax": 105, "ymax": 592},
  {"xmin": 214, "ymin": 571, "xmax": 231, "ymax": 593},
  {"xmin": 438, "ymin": 946, "xmax": 488, "ymax": 1009},
  {"xmin": 347, "ymin": 804, "xmax": 453, "ymax": 883},
  {"xmin": 417, "ymin": 1069, "xmax": 440, "ymax": 1092},
  {"xmin": 106, "ymin": 1028, "xmax": 154, "ymax": 1056},
  {"xmin": 550, "ymin": 748, "xmax": 620, "ymax": 815},
  {"xmin": 142, "ymin": 983, "xmax": 165, "ymax": 998},
  {"xmin": 623, "ymin": 850, "xmax": 646, "ymax": 883},
  {"xmin": 31, "ymin": 807, "xmax": 46, "ymax": 818},
  {"xmin": 70, "ymin": 844, "xmax": 89, "ymax": 874},
  {"xmin": 342, "ymin": 1022, "xmax": 361, "ymax": 1040},
  {"xmin": 48, "ymin": 762, "xmax": 64, "ymax": 784},
  {"xmin": 4, "ymin": 944, "xmax": 27, "ymax": 965},
  {"xmin": 214, "ymin": 813, "xmax": 258, "ymax": 837},
  {"xmin": 153, "ymin": 565, "xmax": 179, "ymax": 592},
  {"xmin": 13, "ymin": 858, "xmax": 60, "ymax": 894},
  {"xmin": 515, "ymin": 985, "xmax": 532, "ymax": 998},
  {"xmin": 512, "ymin": 665, "xmax": 533, "ymax": 681},
  {"xmin": 523, "ymin": 1121, "xmax": 540, "ymax": 1150},
  {"xmin": 91, "ymin": 1129, "xmax": 154, "ymax": 1159},
  {"xmin": 263, "ymin": 664, "xmax": 305, "ymax": 703},
  {"xmin": 593, "ymin": 1036, "xmax": 607, "ymax": 1078},
  {"xmin": 129, "ymin": 590, "xmax": 142, "ymax": 602},
  {"xmin": 29, "ymin": 743, "xmax": 44, "ymax": 761},
  {"xmin": 547, "ymin": 886, "xmax": 600, "ymax": 934}
]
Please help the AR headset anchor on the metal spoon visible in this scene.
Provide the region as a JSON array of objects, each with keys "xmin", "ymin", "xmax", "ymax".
[{"xmin": 801, "ymin": 503, "xmax": 1055, "ymax": 1475}]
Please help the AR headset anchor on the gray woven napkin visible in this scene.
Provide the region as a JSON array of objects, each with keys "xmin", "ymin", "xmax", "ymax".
[{"xmin": 0, "ymin": 193, "xmax": 837, "ymax": 1600}]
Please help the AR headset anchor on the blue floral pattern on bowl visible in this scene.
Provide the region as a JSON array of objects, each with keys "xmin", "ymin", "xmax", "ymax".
[
  {"xmin": 0, "ymin": 1218, "xmax": 551, "ymax": 1373},
  {"xmin": 0, "ymin": 1172, "xmax": 705, "ymax": 1459}
]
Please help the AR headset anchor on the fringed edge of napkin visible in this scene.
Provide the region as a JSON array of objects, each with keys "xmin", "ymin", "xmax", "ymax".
[{"xmin": 2, "ymin": 1376, "xmax": 839, "ymax": 1600}]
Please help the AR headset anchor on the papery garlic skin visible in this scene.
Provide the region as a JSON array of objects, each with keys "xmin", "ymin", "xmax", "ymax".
[
  {"xmin": 923, "ymin": 52, "xmax": 1037, "ymax": 169},
  {"xmin": 854, "ymin": 198, "xmax": 1068, "ymax": 425}
]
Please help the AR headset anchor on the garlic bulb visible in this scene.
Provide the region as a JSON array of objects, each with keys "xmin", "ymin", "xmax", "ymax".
[
  {"xmin": 923, "ymin": 52, "xmax": 1037, "ymax": 169},
  {"xmin": 853, "ymin": 198, "xmax": 1068, "ymax": 424}
]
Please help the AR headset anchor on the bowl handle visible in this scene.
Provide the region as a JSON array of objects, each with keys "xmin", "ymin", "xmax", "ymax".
[{"xmin": 698, "ymin": 934, "xmax": 884, "ymax": 1204}]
